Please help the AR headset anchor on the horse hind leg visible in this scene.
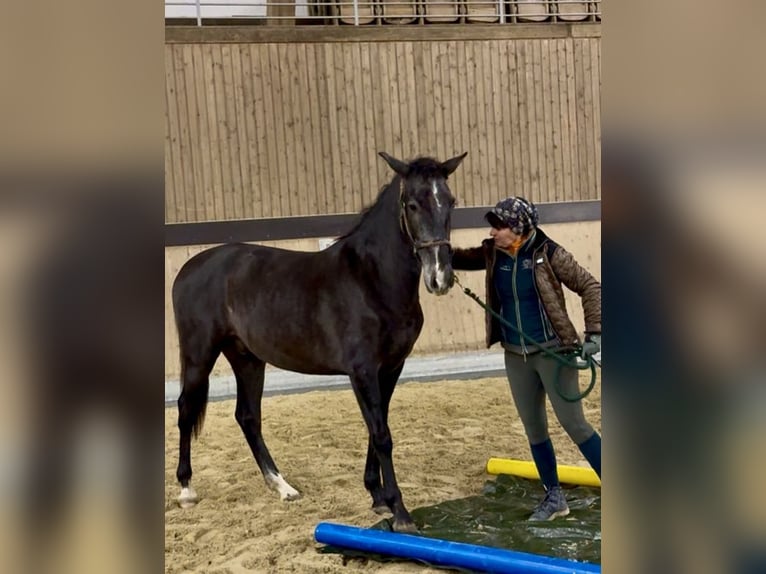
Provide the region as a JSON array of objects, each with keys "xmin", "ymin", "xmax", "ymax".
[
  {"xmin": 176, "ymin": 341, "xmax": 219, "ymax": 509},
  {"xmin": 222, "ymin": 340, "xmax": 300, "ymax": 501}
]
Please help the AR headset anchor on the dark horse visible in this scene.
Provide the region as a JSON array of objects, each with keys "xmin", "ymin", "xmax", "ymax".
[{"xmin": 172, "ymin": 151, "xmax": 467, "ymax": 531}]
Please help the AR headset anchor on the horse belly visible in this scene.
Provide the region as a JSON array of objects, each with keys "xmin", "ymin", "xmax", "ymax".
[{"xmin": 230, "ymin": 298, "xmax": 349, "ymax": 376}]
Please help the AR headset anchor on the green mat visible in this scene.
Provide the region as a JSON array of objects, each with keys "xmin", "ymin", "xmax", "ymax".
[{"xmin": 320, "ymin": 474, "xmax": 601, "ymax": 569}]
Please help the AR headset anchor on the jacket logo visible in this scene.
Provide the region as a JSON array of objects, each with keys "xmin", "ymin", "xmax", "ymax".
[
  {"xmin": 522, "ymin": 259, "xmax": 534, "ymax": 270},
  {"xmin": 499, "ymin": 265, "xmax": 512, "ymax": 272}
]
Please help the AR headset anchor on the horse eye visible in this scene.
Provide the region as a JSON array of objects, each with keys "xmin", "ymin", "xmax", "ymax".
[{"xmin": 407, "ymin": 203, "xmax": 418, "ymax": 212}]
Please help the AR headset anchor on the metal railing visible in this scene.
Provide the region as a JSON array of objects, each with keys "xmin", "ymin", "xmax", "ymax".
[{"xmin": 165, "ymin": 0, "xmax": 601, "ymax": 26}]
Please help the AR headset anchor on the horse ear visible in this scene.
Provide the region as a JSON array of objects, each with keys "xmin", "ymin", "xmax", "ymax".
[
  {"xmin": 378, "ymin": 152, "xmax": 410, "ymax": 177},
  {"xmin": 440, "ymin": 152, "xmax": 468, "ymax": 177}
]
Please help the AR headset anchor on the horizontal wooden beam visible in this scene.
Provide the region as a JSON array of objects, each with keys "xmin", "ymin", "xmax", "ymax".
[
  {"xmin": 165, "ymin": 200, "xmax": 600, "ymax": 246},
  {"xmin": 165, "ymin": 23, "xmax": 601, "ymax": 44}
]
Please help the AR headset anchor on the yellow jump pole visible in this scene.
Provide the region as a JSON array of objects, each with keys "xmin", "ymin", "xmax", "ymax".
[{"xmin": 486, "ymin": 458, "xmax": 601, "ymax": 488}]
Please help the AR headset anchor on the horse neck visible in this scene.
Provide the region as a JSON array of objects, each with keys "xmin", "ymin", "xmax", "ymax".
[{"xmin": 341, "ymin": 178, "xmax": 422, "ymax": 298}]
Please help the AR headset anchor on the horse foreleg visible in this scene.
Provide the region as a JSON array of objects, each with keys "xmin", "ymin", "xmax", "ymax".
[
  {"xmin": 351, "ymin": 364, "xmax": 415, "ymax": 532},
  {"xmin": 364, "ymin": 440, "xmax": 387, "ymax": 514},
  {"xmin": 364, "ymin": 364, "xmax": 404, "ymax": 515}
]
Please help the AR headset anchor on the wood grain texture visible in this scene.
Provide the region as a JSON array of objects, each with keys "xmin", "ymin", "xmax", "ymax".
[{"xmin": 165, "ymin": 35, "xmax": 601, "ymax": 222}]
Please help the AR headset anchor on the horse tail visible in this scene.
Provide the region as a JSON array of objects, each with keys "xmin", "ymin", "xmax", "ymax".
[{"xmin": 179, "ymin": 355, "xmax": 210, "ymax": 440}]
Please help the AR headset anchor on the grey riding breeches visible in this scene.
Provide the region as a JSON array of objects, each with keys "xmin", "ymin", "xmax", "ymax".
[{"xmin": 503, "ymin": 349, "xmax": 595, "ymax": 445}]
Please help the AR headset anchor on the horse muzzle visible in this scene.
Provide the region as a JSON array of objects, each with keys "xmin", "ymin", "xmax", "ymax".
[{"xmin": 420, "ymin": 247, "xmax": 454, "ymax": 295}]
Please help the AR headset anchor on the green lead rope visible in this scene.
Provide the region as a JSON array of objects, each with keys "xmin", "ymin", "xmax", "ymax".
[{"xmin": 453, "ymin": 274, "xmax": 598, "ymax": 402}]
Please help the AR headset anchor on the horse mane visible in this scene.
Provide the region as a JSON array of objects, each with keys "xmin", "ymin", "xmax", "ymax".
[
  {"xmin": 336, "ymin": 156, "xmax": 444, "ymax": 243},
  {"xmin": 336, "ymin": 176, "xmax": 401, "ymax": 242}
]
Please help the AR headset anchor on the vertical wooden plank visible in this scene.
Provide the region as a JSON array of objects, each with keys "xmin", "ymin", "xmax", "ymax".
[
  {"xmin": 579, "ymin": 38, "xmax": 594, "ymax": 199},
  {"xmin": 231, "ymin": 45, "xmax": 255, "ymax": 220},
  {"xmin": 448, "ymin": 41, "xmax": 468, "ymax": 203},
  {"xmin": 164, "ymin": 77, "xmax": 174, "ymax": 223},
  {"xmin": 375, "ymin": 44, "xmax": 394, "ymax": 186},
  {"xmin": 165, "ymin": 46, "xmax": 184, "ymax": 223},
  {"xmin": 515, "ymin": 41, "xmax": 532, "ymax": 200},
  {"xmin": 303, "ymin": 44, "xmax": 323, "ymax": 215},
  {"xmin": 359, "ymin": 43, "xmax": 379, "ymax": 207},
  {"xmin": 250, "ymin": 45, "xmax": 273, "ymax": 218},
  {"xmin": 221, "ymin": 44, "xmax": 244, "ymax": 219},
  {"xmin": 200, "ymin": 46, "xmax": 223, "ymax": 221},
  {"xmin": 297, "ymin": 43, "xmax": 319, "ymax": 217},
  {"xmin": 414, "ymin": 43, "xmax": 429, "ymax": 155},
  {"xmin": 464, "ymin": 41, "xmax": 480, "ymax": 207},
  {"xmin": 591, "ymin": 38, "xmax": 602, "ymax": 199},
  {"xmin": 341, "ymin": 43, "xmax": 362, "ymax": 213},
  {"xmin": 479, "ymin": 40, "xmax": 496, "ymax": 204},
  {"xmin": 267, "ymin": 43, "xmax": 289, "ymax": 216},
  {"xmin": 348, "ymin": 43, "xmax": 371, "ymax": 209},
  {"xmin": 546, "ymin": 39, "xmax": 564, "ymax": 203},
  {"xmin": 526, "ymin": 40, "xmax": 543, "ymax": 204},
  {"xmin": 539, "ymin": 39, "xmax": 555, "ymax": 204},
  {"xmin": 400, "ymin": 42, "xmax": 420, "ymax": 157},
  {"xmin": 173, "ymin": 46, "xmax": 197, "ymax": 222},
  {"xmin": 190, "ymin": 45, "xmax": 216, "ymax": 221},
  {"xmin": 426, "ymin": 43, "xmax": 445, "ymax": 161},
  {"xmin": 322, "ymin": 43, "xmax": 341, "ymax": 214},
  {"xmin": 314, "ymin": 45, "xmax": 334, "ymax": 214},
  {"xmin": 210, "ymin": 45, "xmax": 234, "ymax": 220},
  {"xmin": 564, "ymin": 38, "xmax": 579, "ymax": 202},
  {"xmin": 434, "ymin": 43, "xmax": 450, "ymax": 181},
  {"xmin": 506, "ymin": 41, "xmax": 524, "ymax": 201},
  {"xmin": 221, "ymin": 44, "xmax": 245, "ymax": 220},
  {"xmin": 456, "ymin": 41, "xmax": 475, "ymax": 206},
  {"xmin": 181, "ymin": 45, "xmax": 204, "ymax": 221},
  {"xmin": 489, "ymin": 41, "xmax": 507, "ymax": 204},
  {"xmin": 276, "ymin": 43, "xmax": 298, "ymax": 216},
  {"xmin": 573, "ymin": 38, "xmax": 587, "ymax": 202},
  {"xmin": 332, "ymin": 43, "xmax": 352, "ymax": 212},
  {"xmin": 387, "ymin": 43, "xmax": 405, "ymax": 161},
  {"xmin": 473, "ymin": 41, "xmax": 491, "ymax": 208},
  {"xmin": 556, "ymin": 40, "xmax": 574, "ymax": 203},
  {"xmin": 587, "ymin": 37, "xmax": 600, "ymax": 200},
  {"xmin": 295, "ymin": 43, "xmax": 313, "ymax": 215},
  {"xmin": 284, "ymin": 43, "xmax": 307, "ymax": 216},
  {"xmin": 239, "ymin": 45, "xmax": 262, "ymax": 218}
]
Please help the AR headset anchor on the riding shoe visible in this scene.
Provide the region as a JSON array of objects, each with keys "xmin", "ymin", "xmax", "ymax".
[{"xmin": 529, "ymin": 485, "xmax": 570, "ymax": 521}]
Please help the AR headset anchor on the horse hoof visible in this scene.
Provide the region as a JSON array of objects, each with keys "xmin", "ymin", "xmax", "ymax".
[
  {"xmin": 280, "ymin": 490, "xmax": 302, "ymax": 502},
  {"xmin": 392, "ymin": 519, "xmax": 418, "ymax": 534},
  {"xmin": 178, "ymin": 486, "xmax": 198, "ymax": 509},
  {"xmin": 371, "ymin": 503, "xmax": 391, "ymax": 516},
  {"xmin": 266, "ymin": 472, "xmax": 301, "ymax": 502}
]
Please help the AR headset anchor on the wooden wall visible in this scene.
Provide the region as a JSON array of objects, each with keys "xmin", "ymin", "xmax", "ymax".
[
  {"xmin": 165, "ymin": 221, "xmax": 600, "ymax": 381},
  {"xmin": 165, "ymin": 27, "xmax": 601, "ymax": 223}
]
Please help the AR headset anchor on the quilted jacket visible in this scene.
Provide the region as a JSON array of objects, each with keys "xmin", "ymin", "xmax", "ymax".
[{"xmin": 451, "ymin": 228, "xmax": 601, "ymax": 349}]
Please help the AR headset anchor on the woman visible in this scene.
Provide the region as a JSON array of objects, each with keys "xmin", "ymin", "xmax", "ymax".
[{"xmin": 452, "ymin": 197, "xmax": 601, "ymax": 521}]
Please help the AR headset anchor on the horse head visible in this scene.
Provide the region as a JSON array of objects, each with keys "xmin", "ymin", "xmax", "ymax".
[{"xmin": 379, "ymin": 151, "xmax": 468, "ymax": 296}]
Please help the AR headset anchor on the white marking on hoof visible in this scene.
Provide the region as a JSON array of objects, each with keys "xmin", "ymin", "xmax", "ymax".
[
  {"xmin": 178, "ymin": 485, "xmax": 198, "ymax": 508},
  {"xmin": 265, "ymin": 472, "xmax": 301, "ymax": 501}
]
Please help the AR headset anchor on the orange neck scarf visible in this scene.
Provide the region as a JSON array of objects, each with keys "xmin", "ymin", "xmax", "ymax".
[{"xmin": 506, "ymin": 234, "xmax": 528, "ymax": 255}]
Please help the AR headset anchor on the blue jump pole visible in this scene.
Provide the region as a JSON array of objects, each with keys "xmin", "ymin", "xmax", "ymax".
[{"xmin": 314, "ymin": 522, "xmax": 600, "ymax": 574}]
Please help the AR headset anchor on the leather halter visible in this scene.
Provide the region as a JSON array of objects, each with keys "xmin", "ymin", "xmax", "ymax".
[{"xmin": 398, "ymin": 178, "xmax": 452, "ymax": 253}]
